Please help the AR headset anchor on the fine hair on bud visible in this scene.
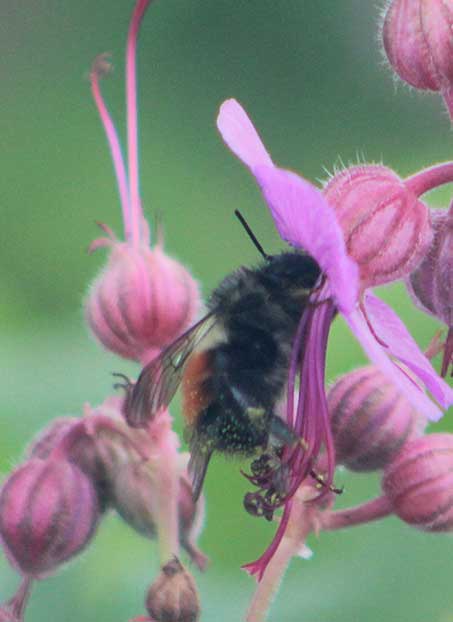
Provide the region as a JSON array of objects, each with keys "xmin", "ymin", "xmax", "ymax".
[
  {"xmin": 85, "ymin": 242, "xmax": 200, "ymax": 363},
  {"xmin": 323, "ymin": 165, "xmax": 432, "ymax": 289},
  {"xmin": 0, "ymin": 458, "xmax": 100, "ymax": 578},
  {"xmin": 328, "ymin": 366, "xmax": 427, "ymax": 471},
  {"xmin": 382, "ymin": 433, "xmax": 453, "ymax": 532},
  {"xmin": 145, "ymin": 557, "xmax": 200, "ymax": 622},
  {"xmin": 406, "ymin": 207, "xmax": 453, "ymax": 376}
]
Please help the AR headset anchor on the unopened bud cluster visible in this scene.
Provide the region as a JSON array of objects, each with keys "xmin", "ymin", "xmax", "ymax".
[{"xmin": 327, "ymin": 367, "xmax": 453, "ymax": 538}]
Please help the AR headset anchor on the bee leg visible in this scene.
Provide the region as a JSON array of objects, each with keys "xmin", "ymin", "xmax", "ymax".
[
  {"xmin": 309, "ymin": 469, "xmax": 344, "ymax": 495},
  {"xmin": 268, "ymin": 415, "xmax": 307, "ymax": 449},
  {"xmin": 188, "ymin": 444, "xmax": 213, "ymax": 502}
]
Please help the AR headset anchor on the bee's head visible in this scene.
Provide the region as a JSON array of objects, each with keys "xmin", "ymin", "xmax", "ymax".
[{"xmin": 262, "ymin": 252, "xmax": 321, "ymax": 291}]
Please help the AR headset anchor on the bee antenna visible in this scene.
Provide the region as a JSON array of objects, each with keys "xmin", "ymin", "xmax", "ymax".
[{"xmin": 234, "ymin": 210, "xmax": 272, "ymax": 261}]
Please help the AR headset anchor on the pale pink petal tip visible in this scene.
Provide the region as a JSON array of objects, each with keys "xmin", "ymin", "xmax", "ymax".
[
  {"xmin": 363, "ymin": 293, "xmax": 453, "ymax": 410},
  {"xmin": 345, "ymin": 308, "xmax": 446, "ymax": 422},
  {"xmin": 254, "ymin": 165, "xmax": 359, "ymax": 313},
  {"xmin": 216, "ymin": 99, "xmax": 273, "ymax": 170}
]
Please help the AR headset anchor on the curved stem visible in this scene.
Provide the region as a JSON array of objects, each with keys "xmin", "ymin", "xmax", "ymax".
[
  {"xmin": 2, "ymin": 576, "xmax": 33, "ymax": 621},
  {"xmin": 126, "ymin": 0, "xmax": 153, "ymax": 245},
  {"xmin": 405, "ymin": 162, "xmax": 453, "ymax": 198},
  {"xmin": 246, "ymin": 534, "xmax": 301, "ymax": 622},
  {"xmin": 90, "ymin": 57, "xmax": 131, "ymax": 239},
  {"xmin": 150, "ymin": 412, "xmax": 181, "ymax": 563},
  {"xmin": 320, "ymin": 494, "xmax": 393, "ymax": 531},
  {"xmin": 246, "ymin": 490, "xmax": 314, "ymax": 622},
  {"xmin": 441, "ymin": 327, "xmax": 453, "ymax": 378}
]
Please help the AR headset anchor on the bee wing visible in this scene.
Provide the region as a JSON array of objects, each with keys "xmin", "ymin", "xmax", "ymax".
[
  {"xmin": 124, "ymin": 312, "xmax": 218, "ymax": 427},
  {"xmin": 188, "ymin": 444, "xmax": 214, "ymax": 502}
]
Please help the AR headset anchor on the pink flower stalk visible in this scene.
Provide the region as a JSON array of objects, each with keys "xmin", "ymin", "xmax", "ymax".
[
  {"xmin": 246, "ymin": 484, "xmax": 333, "ymax": 622},
  {"xmin": 382, "ymin": 0, "xmax": 453, "ymax": 118},
  {"xmin": 85, "ymin": 0, "xmax": 200, "ymax": 366},
  {"xmin": 216, "ymin": 98, "xmax": 453, "ymax": 579},
  {"xmin": 0, "ymin": 578, "xmax": 33, "ymax": 622},
  {"xmin": 406, "ymin": 205, "xmax": 453, "ymax": 377},
  {"xmin": 328, "ymin": 365, "xmax": 427, "ymax": 471},
  {"xmin": 382, "ymin": 433, "xmax": 453, "ymax": 531}
]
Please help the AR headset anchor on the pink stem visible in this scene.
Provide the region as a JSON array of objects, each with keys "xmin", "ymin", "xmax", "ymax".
[
  {"xmin": 441, "ymin": 326, "xmax": 453, "ymax": 378},
  {"xmin": 246, "ymin": 492, "xmax": 313, "ymax": 622},
  {"xmin": 3, "ymin": 576, "xmax": 33, "ymax": 620},
  {"xmin": 320, "ymin": 495, "xmax": 393, "ymax": 531},
  {"xmin": 126, "ymin": 0, "xmax": 153, "ymax": 245},
  {"xmin": 405, "ymin": 162, "xmax": 453, "ymax": 198},
  {"xmin": 442, "ymin": 88, "xmax": 453, "ymax": 122},
  {"xmin": 90, "ymin": 58, "xmax": 131, "ymax": 240}
]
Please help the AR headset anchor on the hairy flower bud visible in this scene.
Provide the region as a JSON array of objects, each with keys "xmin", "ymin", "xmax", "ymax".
[
  {"xmin": 328, "ymin": 366, "xmax": 427, "ymax": 471},
  {"xmin": 406, "ymin": 207, "xmax": 453, "ymax": 376},
  {"xmin": 110, "ymin": 456, "xmax": 207, "ymax": 569},
  {"xmin": 25, "ymin": 417, "xmax": 79, "ymax": 459},
  {"xmin": 145, "ymin": 557, "xmax": 200, "ymax": 622},
  {"xmin": 382, "ymin": 0, "xmax": 453, "ymax": 116},
  {"xmin": 323, "ymin": 165, "xmax": 432, "ymax": 288},
  {"xmin": 85, "ymin": 239, "xmax": 200, "ymax": 364},
  {"xmin": 383, "ymin": 433, "xmax": 453, "ymax": 531},
  {"xmin": 0, "ymin": 459, "xmax": 100, "ymax": 577}
]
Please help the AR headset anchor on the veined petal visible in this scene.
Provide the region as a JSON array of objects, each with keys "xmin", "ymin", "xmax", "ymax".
[
  {"xmin": 217, "ymin": 99, "xmax": 273, "ymax": 170},
  {"xmin": 254, "ymin": 166, "xmax": 359, "ymax": 314},
  {"xmin": 363, "ymin": 292, "xmax": 453, "ymax": 409},
  {"xmin": 345, "ymin": 308, "xmax": 443, "ymax": 421}
]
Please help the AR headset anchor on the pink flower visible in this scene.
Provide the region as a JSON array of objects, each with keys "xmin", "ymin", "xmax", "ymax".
[
  {"xmin": 84, "ymin": 2, "xmax": 200, "ymax": 366},
  {"xmin": 216, "ymin": 98, "xmax": 453, "ymax": 578}
]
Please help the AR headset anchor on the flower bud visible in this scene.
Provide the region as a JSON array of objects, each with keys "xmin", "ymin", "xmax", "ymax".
[
  {"xmin": 85, "ymin": 239, "xmax": 200, "ymax": 363},
  {"xmin": 382, "ymin": 433, "xmax": 453, "ymax": 531},
  {"xmin": 328, "ymin": 366, "xmax": 427, "ymax": 471},
  {"xmin": 25, "ymin": 417, "xmax": 79, "ymax": 459},
  {"xmin": 145, "ymin": 557, "xmax": 200, "ymax": 622},
  {"xmin": 323, "ymin": 165, "xmax": 432, "ymax": 289},
  {"xmin": 406, "ymin": 208, "xmax": 453, "ymax": 376},
  {"xmin": 382, "ymin": 0, "xmax": 453, "ymax": 116},
  {"xmin": 0, "ymin": 459, "xmax": 100, "ymax": 577},
  {"xmin": 110, "ymin": 456, "xmax": 207, "ymax": 569}
]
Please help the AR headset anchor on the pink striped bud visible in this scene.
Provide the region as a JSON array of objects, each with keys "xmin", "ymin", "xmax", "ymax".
[
  {"xmin": 323, "ymin": 165, "xmax": 432, "ymax": 289},
  {"xmin": 85, "ymin": 237, "xmax": 200, "ymax": 364},
  {"xmin": 383, "ymin": 433, "xmax": 453, "ymax": 531},
  {"xmin": 382, "ymin": 0, "xmax": 453, "ymax": 116},
  {"xmin": 328, "ymin": 366, "xmax": 427, "ymax": 471},
  {"xmin": 25, "ymin": 417, "xmax": 79, "ymax": 459},
  {"xmin": 145, "ymin": 557, "xmax": 200, "ymax": 622},
  {"xmin": 406, "ymin": 207, "xmax": 453, "ymax": 376},
  {"xmin": 0, "ymin": 459, "xmax": 100, "ymax": 577}
]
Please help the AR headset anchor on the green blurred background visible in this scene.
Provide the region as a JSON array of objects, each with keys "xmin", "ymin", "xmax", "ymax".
[{"xmin": 1, "ymin": 1, "xmax": 453, "ymax": 620}]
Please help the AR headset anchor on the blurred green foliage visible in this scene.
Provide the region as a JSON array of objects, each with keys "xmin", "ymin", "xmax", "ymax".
[{"xmin": 1, "ymin": 1, "xmax": 452, "ymax": 621}]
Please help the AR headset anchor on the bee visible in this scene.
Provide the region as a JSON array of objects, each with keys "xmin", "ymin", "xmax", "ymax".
[{"xmin": 123, "ymin": 210, "xmax": 322, "ymax": 501}]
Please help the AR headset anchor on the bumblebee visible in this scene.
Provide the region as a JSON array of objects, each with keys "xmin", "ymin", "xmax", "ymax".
[{"xmin": 124, "ymin": 211, "xmax": 322, "ymax": 500}]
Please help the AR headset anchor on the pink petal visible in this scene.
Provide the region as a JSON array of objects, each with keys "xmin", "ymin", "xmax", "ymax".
[
  {"xmin": 254, "ymin": 165, "xmax": 359, "ymax": 314},
  {"xmin": 363, "ymin": 292, "xmax": 453, "ymax": 409},
  {"xmin": 345, "ymin": 308, "xmax": 444, "ymax": 421},
  {"xmin": 216, "ymin": 99, "xmax": 273, "ymax": 170}
]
